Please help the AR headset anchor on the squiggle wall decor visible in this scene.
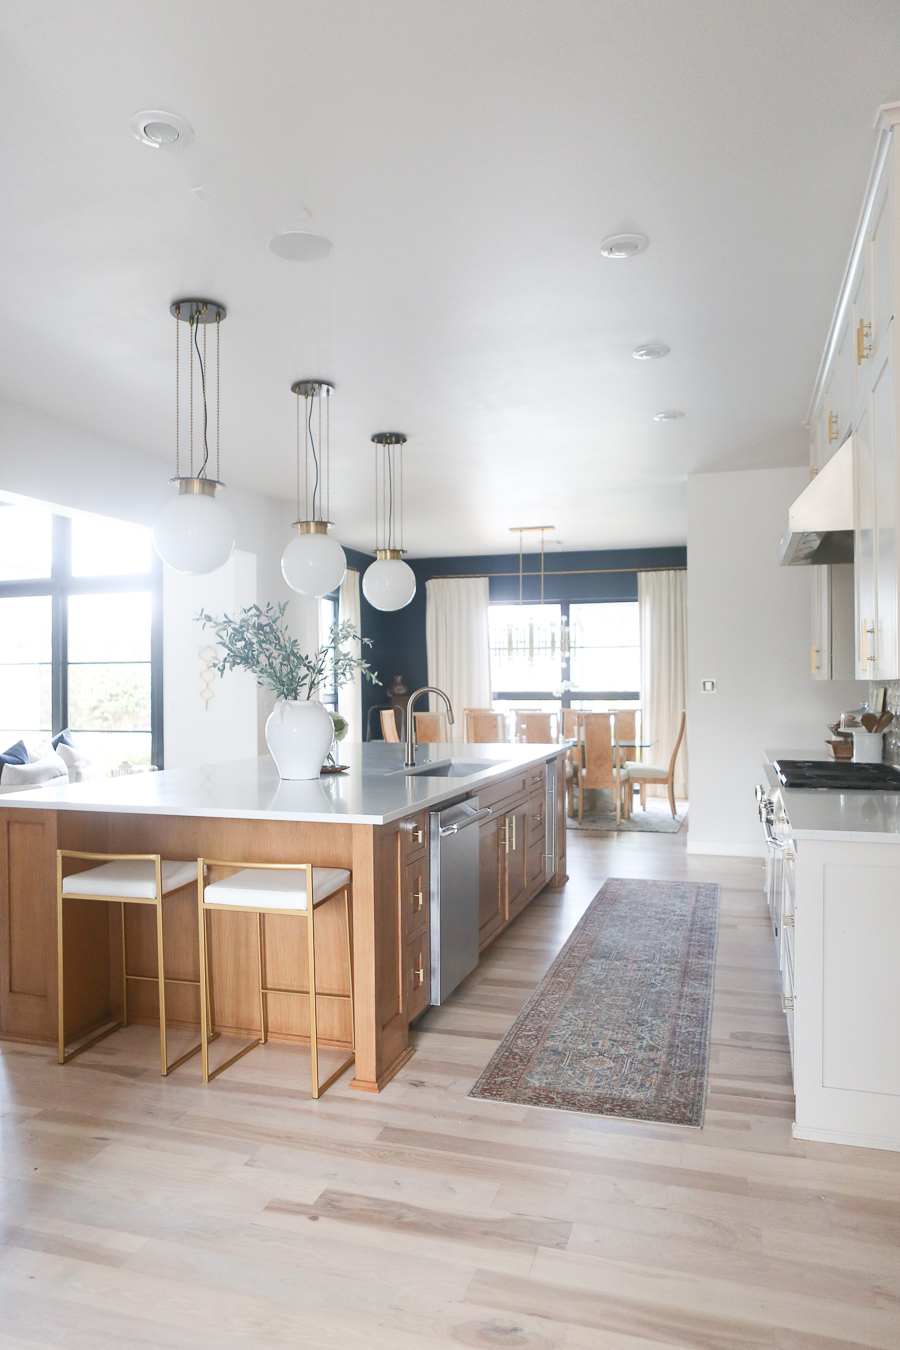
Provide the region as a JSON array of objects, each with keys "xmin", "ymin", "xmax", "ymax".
[{"xmin": 199, "ymin": 645, "xmax": 218, "ymax": 711}]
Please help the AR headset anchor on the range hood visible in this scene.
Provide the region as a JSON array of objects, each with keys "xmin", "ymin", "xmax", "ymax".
[{"xmin": 779, "ymin": 438, "xmax": 854, "ymax": 566}]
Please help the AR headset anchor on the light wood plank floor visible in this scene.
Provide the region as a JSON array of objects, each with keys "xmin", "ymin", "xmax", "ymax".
[{"xmin": 2, "ymin": 830, "xmax": 900, "ymax": 1349}]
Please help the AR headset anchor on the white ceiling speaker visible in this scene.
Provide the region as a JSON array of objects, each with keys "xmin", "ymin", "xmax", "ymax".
[
  {"xmin": 152, "ymin": 300, "xmax": 235, "ymax": 575},
  {"xmin": 269, "ymin": 231, "xmax": 333, "ymax": 262},
  {"xmin": 281, "ymin": 381, "xmax": 347, "ymax": 598},
  {"xmin": 599, "ymin": 233, "xmax": 649, "ymax": 258},
  {"xmin": 362, "ymin": 433, "xmax": 417, "ymax": 612},
  {"xmin": 633, "ymin": 343, "xmax": 670, "ymax": 360},
  {"xmin": 653, "ymin": 409, "xmax": 685, "ymax": 421},
  {"xmin": 130, "ymin": 111, "xmax": 193, "ymax": 148}
]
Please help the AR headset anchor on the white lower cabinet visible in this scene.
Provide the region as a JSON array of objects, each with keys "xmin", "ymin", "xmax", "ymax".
[{"xmin": 790, "ymin": 838, "xmax": 900, "ymax": 1151}]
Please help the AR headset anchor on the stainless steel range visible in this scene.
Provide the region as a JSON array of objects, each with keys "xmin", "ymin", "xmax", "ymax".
[{"xmin": 772, "ymin": 759, "xmax": 900, "ymax": 790}]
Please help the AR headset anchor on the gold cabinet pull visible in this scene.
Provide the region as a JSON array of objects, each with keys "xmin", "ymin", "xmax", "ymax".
[
  {"xmin": 412, "ymin": 883, "xmax": 423, "ymax": 911},
  {"xmin": 511, "ymin": 814, "xmax": 516, "ymax": 851},
  {"xmin": 827, "ymin": 411, "xmax": 839, "ymax": 443},
  {"xmin": 411, "ymin": 824, "xmax": 423, "ymax": 844},
  {"xmin": 413, "ymin": 955, "xmax": 424, "ymax": 989},
  {"xmin": 857, "ymin": 319, "xmax": 872, "ymax": 364},
  {"xmin": 861, "ymin": 619, "xmax": 875, "ymax": 667},
  {"xmin": 811, "ymin": 644, "xmax": 820, "ymax": 675},
  {"xmin": 782, "ymin": 993, "xmax": 794, "ymax": 1013},
  {"xmin": 783, "ymin": 912, "xmax": 794, "ymax": 927}
]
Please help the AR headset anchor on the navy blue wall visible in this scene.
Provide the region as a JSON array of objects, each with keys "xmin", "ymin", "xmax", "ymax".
[{"xmin": 343, "ymin": 545, "xmax": 686, "ymax": 735}]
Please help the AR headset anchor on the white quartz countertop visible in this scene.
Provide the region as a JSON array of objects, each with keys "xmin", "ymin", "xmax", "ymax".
[
  {"xmin": 764, "ymin": 748, "xmax": 900, "ymax": 842},
  {"xmin": 0, "ymin": 742, "xmax": 565, "ymax": 826}
]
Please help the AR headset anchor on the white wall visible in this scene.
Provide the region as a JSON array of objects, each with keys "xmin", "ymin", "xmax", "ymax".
[
  {"xmin": 687, "ymin": 467, "xmax": 861, "ymax": 855},
  {"xmin": 0, "ymin": 394, "xmax": 319, "ymax": 756},
  {"xmin": 163, "ymin": 551, "xmax": 259, "ymax": 768}
]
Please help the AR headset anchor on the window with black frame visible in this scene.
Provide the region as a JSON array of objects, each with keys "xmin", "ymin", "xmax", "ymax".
[
  {"xmin": 317, "ymin": 593, "xmax": 340, "ymax": 712},
  {"xmin": 0, "ymin": 497, "xmax": 162, "ymax": 775},
  {"xmin": 489, "ymin": 599, "xmax": 640, "ymax": 725}
]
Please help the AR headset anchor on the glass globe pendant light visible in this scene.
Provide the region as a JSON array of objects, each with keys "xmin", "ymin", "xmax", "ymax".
[
  {"xmin": 362, "ymin": 432, "xmax": 416, "ymax": 612},
  {"xmin": 281, "ymin": 380, "xmax": 346, "ymax": 597},
  {"xmin": 152, "ymin": 300, "xmax": 236, "ymax": 575}
]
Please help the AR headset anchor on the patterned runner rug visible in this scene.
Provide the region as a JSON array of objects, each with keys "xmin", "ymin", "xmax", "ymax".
[{"xmin": 469, "ymin": 878, "xmax": 719, "ymax": 1126}]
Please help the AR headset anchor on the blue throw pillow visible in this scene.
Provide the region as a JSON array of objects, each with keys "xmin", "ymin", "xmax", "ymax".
[
  {"xmin": 0, "ymin": 739, "xmax": 28, "ymax": 766},
  {"xmin": 51, "ymin": 728, "xmax": 74, "ymax": 750}
]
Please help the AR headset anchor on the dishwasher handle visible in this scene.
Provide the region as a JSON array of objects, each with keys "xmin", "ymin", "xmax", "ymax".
[{"xmin": 439, "ymin": 806, "xmax": 492, "ymax": 837}]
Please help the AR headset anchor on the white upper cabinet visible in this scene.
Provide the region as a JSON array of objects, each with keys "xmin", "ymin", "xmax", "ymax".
[{"xmin": 809, "ymin": 104, "xmax": 900, "ymax": 682}]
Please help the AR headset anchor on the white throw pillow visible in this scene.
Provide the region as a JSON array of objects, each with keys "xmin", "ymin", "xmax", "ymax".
[
  {"xmin": 29, "ymin": 739, "xmax": 55, "ymax": 763},
  {"xmin": 55, "ymin": 742, "xmax": 91, "ymax": 770},
  {"xmin": 1, "ymin": 753, "xmax": 68, "ymax": 786}
]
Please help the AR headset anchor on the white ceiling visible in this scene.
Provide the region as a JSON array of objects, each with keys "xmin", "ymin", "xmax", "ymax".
[{"xmin": 1, "ymin": 1, "xmax": 899, "ymax": 556}]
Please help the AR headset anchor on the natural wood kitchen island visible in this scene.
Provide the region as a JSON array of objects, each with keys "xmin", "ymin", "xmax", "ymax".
[{"xmin": 0, "ymin": 742, "xmax": 567, "ymax": 1092}]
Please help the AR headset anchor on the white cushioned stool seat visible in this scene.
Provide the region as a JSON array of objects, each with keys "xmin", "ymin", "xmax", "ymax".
[
  {"xmin": 623, "ymin": 762, "xmax": 668, "ymax": 780},
  {"xmin": 61, "ymin": 859, "xmax": 196, "ymax": 900},
  {"xmin": 204, "ymin": 866, "xmax": 350, "ymax": 911}
]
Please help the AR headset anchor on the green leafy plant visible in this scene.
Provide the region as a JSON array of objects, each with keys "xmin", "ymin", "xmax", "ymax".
[{"xmin": 196, "ymin": 602, "xmax": 379, "ymax": 702}]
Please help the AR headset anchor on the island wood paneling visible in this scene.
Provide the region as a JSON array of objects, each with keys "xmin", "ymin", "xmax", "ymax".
[{"xmin": 1, "ymin": 752, "xmax": 568, "ymax": 1091}]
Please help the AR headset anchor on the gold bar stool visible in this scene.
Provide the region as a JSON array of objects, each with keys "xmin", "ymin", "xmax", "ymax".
[
  {"xmin": 197, "ymin": 859, "xmax": 354, "ymax": 1098},
  {"xmin": 57, "ymin": 851, "xmax": 202, "ymax": 1074}
]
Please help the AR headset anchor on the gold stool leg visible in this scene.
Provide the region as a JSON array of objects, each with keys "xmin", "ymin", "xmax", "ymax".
[
  {"xmin": 198, "ymin": 883, "xmax": 210, "ymax": 1084},
  {"xmin": 344, "ymin": 888, "xmax": 355, "ymax": 1052},
  {"xmin": 307, "ymin": 885, "xmax": 319, "ymax": 1097},
  {"xmin": 57, "ymin": 858, "xmax": 65, "ymax": 1065},
  {"xmin": 156, "ymin": 886, "xmax": 168, "ymax": 1077},
  {"xmin": 121, "ymin": 902, "xmax": 128, "ymax": 1027},
  {"xmin": 257, "ymin": 912, "xmax": 267, "ymax": 1045}
]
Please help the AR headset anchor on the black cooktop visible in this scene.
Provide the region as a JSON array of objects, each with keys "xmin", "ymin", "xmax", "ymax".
[{"xmin": 773, "ymin": 759, "xmax": 900, "ymax": 790}]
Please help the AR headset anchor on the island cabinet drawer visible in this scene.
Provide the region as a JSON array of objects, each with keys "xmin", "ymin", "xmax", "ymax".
[
  {"xmin": 527, "ymin": 792, "xmax": 545, "ymax": 843},
  {"xmin": 474, "ymin": 773, "xmax": 528, "ymax": 812},
  {"xmin": 403, "ymin": 858, "xmax": 429, "ymax": 941},
  {"xmin": 400, "ymin": 811, "xmax": 428, "ymax": 861},
  {"xmin": 406, "ymin": 935, "xmax": 430, "ymax": 1021},
  {"xmin": 527, "ymin": 763, "xmax": 547, "ymax": 798}
]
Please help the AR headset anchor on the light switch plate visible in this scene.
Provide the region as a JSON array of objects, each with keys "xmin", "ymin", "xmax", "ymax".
[{"xmin": 701, "ymin": 679, "xmax": 716, "ymax": 693}]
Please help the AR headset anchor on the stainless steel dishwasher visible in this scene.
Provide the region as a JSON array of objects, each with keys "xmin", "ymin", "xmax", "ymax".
[{"xmin": 429, "ymin": 798, "xmax": 492, "ymax": 1005}]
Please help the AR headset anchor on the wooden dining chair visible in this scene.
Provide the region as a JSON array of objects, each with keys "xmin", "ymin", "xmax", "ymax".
[
  {"xmin": 571, "ymin": 713, "xmax": 628, "ymax": 826},
  {"xmin": 561, "ymin": 709, "xmax": 581, "ymax": 740},
  {"xmin": 622, "ymin": 711, "xmax": 686, "ymax": 819},
  {"xmin": 465, "ymin": 710, "xmax": 507, "ymax": 743},
  {"xmin": 515, "ymin": 712, "xmax": 555, "ymax": 743},
  {"xmin": 414, "ymin": 711, "xmax": 450, "ymax": 743},
  {"xmin": 611, "ymin": 710, "xmax": 636, "ymax": 768},
  {"xmin": 380, "ymin": 709, "xmax": 401, "ymax": 743}
]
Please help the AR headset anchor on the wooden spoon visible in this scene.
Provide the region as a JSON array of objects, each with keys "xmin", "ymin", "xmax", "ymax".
[
  {"xmin": 874, "ymin": 711, "xmax": 893, "ymax": 733},
  {"xmin": 861, "ymin": 713, "xmax": 879, "ymax": 732}
]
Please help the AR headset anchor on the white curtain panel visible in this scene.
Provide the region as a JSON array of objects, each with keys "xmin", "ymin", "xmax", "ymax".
[
  {"xmin": 638, "ymin": 569, "xmax": 688, "ymax": 798},
  {"xmin": 425, "ymin": 577, "xmax": 492, "ymax": 728},
  {"xmin": 338, "ymin": 568, "xmax": 363, "ymax": 742}
]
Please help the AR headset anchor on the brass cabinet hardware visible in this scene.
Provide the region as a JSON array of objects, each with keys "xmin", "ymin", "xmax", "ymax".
[
  {"xmin": 511, "ymin": 814, "xmax": 516, "ymax": 851},
  {"xmin": 413, "ymin": 955, "xmax": 424, "ymax": 989},
  {"xmin": 861, "ymin": 619, "xmax": 875, "ymax": 667},
  {"xmin": 782, "ymin": 993, "xmax": 794, "ymax": 1013},
  {"xmin": 501, "ymin": 819, "xmax": 509, "ymax": 854},
  {"xmin": 811, "ymin": 644, "xmax": 820, "ymax": 675},
  {"xmin": 827, "ymin": 411, "xmax": 839, "ymax": 442},
  {"xmin": 783, "ymin": 913, "xmax": 795, "ymax": 927},
  {"xmin": 410, "ymin": 824, "xmax": 423, "ymax": 844},
  {"xmin": 412, "ymin": 883, "xmax": 423, "ymax": 911},
  {"xmin": 857, "ymin": 319, "xmax": 872, "ymax": 364},
  {"xmin": 532, "ymin": 814, "xmax": 542, "ymax": 822}
]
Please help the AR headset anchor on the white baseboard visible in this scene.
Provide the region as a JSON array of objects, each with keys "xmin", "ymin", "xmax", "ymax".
[
  {"xmin": 686, "ymin": 839, "xmax": 765, "ymax": 858},
  {"xmin": 792, "ymin": 1123, "xmax": 900, "ymax": 1153}
]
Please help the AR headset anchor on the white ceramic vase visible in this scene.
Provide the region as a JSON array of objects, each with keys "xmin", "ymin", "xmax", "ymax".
[{"xmin": 265, "ymin": 698, "xmax": 335, "ymax": 780}]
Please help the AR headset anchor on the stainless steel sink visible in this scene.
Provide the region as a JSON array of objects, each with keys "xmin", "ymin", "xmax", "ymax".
[{"xmin": 401, "ymin": 758, "xmax": 508, "ymax": 778}]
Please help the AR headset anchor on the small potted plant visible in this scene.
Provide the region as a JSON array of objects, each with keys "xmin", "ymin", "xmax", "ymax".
[{"xmin": 197, "ymin": 603, "xmax": 379, "ymax": 779}]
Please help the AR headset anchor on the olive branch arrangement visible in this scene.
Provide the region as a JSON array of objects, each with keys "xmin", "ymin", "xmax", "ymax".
[{"xmin": 196, "ymin": 602, "xmax": 379, "ymax": 702}]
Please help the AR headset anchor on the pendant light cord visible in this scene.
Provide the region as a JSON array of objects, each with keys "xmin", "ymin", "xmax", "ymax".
[{"xmin": 193, "ymin": 314, "xmax": 211, "ymax": 478}]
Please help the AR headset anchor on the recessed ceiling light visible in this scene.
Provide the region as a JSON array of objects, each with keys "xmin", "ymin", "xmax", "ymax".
[
  {"xmin": 269, "ymin": 231, "xmax": 333, "ymax": 262},
  {"xmin": 654, "ymin": 409, "xmax": 685, "ymax": 421},
  {"xmin": 633, "ymin": 344, "xmax": 670, "ymax": 360},
  {"xmin": 130, "ymin": 110, "xmax": 193, "ymax": 148},
  {"xmin": 600, "ymin": 233, "xmax": 649, "ymax": 258}
]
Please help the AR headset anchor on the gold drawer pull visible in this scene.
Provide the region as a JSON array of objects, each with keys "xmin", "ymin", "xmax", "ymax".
[
  {"xmin": 782, "ymin": 993, "xmax": 794, "ymax": 1013},
  {"xmin": 410, "ymin": 825, "xmax": 424, "ymax": 844},
  {"xmin": 413, "ymin": 886, "xmax": 424, "ymax": 911},
  {"xmin": 783, "ymin": 913, "xmax": 794, "ymax": 927},
  {"xmin": 827, "ymin": 411, "xmax": 838, "ymax": 443},
  {"xmin": 532, "ymin": 814, "xmax": 542, "ymax": 822},
  {"xmin": 413, "ymin": 956, "xmax": 424, "ymax": 989},
  {"xmin": 857, "ymin": 319, "xmax": 872, "ymax": 364}
]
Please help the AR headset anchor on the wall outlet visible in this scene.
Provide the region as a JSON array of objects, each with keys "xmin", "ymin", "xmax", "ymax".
[{"xmin": 701, "ymin": 679, "xmax": 716, "ymax": 693}]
